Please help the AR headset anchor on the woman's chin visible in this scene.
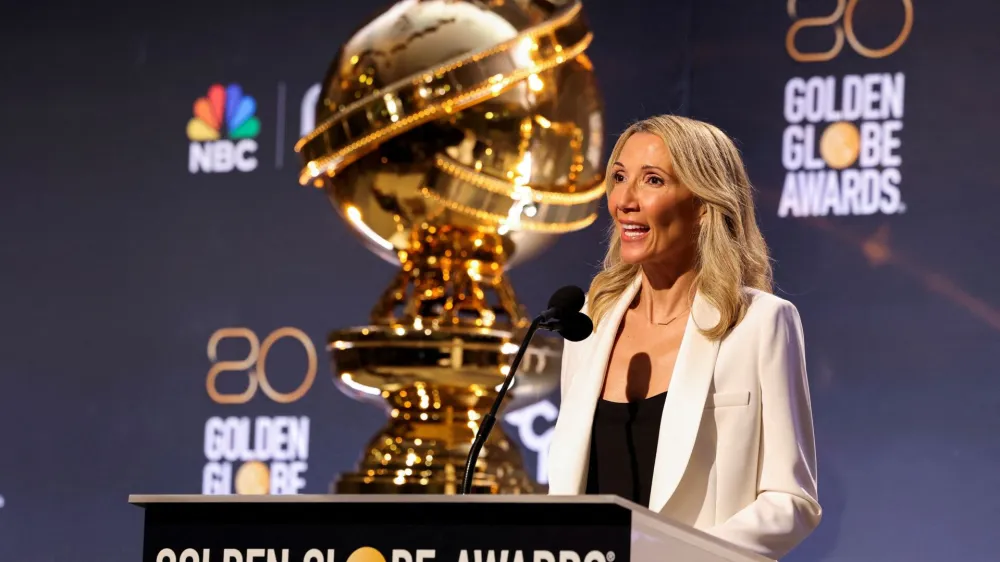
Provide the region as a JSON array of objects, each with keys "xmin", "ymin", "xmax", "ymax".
[{"xmin": 619, "ymin": 251, "xmax": 648, "ymax": 265}]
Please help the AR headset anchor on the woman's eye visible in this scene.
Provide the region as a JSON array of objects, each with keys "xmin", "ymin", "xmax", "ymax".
[
  {"xmin": 647, "ymin": 175, "xmax": 664, "ymax": 186},
  {"xmin": 613, "ymin": 172, "xmax": 626, "ymax": 182}
]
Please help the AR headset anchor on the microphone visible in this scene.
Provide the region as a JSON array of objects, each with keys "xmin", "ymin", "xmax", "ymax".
[
  {"xmin": 539, "ymin": 286, "xmax": 592, "ymax": 342},
  {"xmin": 460, "ymin": 286, "xmax": 592, "ymax": 494},
  {"xmin": 539, "ymin": 285, "xmax": 586, "ymax": 325},
  {"xmin": 547, "ymin": 311, "xmax": 593, "ymax": 342}
]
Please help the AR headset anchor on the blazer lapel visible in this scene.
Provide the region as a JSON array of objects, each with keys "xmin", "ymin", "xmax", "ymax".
[
  {"xmin": 550, "ymin": 275, "xmax": 642, "ymax": 494},
  {"xmin": 647, "ymin": 290, "xmax": 721, "ymax": 512}
]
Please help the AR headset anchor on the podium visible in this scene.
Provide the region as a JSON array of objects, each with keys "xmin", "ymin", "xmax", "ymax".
[{"xmin": 130, "ymin": 495, "xmax": 770, "ymax": 562}]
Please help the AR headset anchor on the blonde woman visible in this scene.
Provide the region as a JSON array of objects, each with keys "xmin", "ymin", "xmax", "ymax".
[{"xmin": 547, "ymin": 115, "xmax": 821, "ymax": 560}]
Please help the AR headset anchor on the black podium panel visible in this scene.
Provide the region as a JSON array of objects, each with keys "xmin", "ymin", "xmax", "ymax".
[{"xmin": 140, "ymin": 499, "xmax": 632, "ymax": 562}]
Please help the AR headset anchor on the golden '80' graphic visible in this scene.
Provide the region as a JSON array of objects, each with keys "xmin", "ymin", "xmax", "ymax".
[
  {"xmin": 786, "ymin": 0, "xmax": 914, "ymax": 62},
  {"xmin": 206, "ymin": 327, "xmax": 318, "ymax": 404}
]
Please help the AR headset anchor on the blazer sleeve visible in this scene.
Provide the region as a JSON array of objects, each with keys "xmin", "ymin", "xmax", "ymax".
[{"xmin": 704, "ymin": 301, "xmax": 822, "ymax": 560}]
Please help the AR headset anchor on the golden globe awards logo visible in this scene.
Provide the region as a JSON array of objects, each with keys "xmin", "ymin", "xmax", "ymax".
[
  {"xmin": 778, "ymin": 0, "xmax": 913, "ymax": 218},
  {"xmin": 201, "ymin": 327, "xmax": 317, "ymax": 495},
  {"xmin": 154, "ymin": 546, "xmax": 615, "ymax": 562}
]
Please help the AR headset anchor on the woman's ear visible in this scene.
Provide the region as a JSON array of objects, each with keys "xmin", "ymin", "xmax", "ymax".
[{"xmin": 697, "ymin": 200, "xmax": 709, "ymax": 225}]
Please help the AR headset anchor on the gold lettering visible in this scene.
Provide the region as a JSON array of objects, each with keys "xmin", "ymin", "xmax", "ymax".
[
  {"xmin": 257, "ymin": 327, "xmax": 318, "ymax": 403},
  {"xmin": 786, "ymin": 0, "xmax": 913, "ymax": 62},
  {"xmin": 786, "ymin": 0, "xmax": 846, "ymax": 63},
  {"xmin": 844, "ymin": 0, "xmax": 914, "ymax": 59},
  {"xmin": 206, "ymin": 328, "xmax": 259, "ymax": 404},
  {"xmin": 206, "ymin": 327, "xmax": 318, "ymax": 404}
]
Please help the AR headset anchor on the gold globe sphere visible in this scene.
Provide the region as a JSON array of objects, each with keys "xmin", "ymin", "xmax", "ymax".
[{"xmin": 298, "ymin": 0, "xmax": 605, "ymax": 269}]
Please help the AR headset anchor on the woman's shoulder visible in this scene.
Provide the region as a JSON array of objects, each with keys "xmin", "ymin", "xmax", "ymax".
[{"xmin": 739, "ymin": 287, "xmax": 803, "ymax": 329}]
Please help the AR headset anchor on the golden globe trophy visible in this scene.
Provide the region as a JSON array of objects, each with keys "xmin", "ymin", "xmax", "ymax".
[{"xmin": 296, "ymin": 0, "xmax": 604, "ymax": 494}]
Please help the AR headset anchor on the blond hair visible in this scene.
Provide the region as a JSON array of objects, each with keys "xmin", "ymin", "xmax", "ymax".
[{"xmin": 587, "ymin": 115, "xmax": 773, "ymax": 340}]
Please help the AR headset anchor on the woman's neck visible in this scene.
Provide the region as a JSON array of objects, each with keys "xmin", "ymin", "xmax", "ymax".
[{"xmin": 638, "ymin": 263, "xmax": 698, "ymax": 325}]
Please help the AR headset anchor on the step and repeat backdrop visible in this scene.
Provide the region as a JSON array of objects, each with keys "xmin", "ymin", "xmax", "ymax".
[{"xmin": 2, "ymin": 0, "xmax": 999, "ymax": 560}]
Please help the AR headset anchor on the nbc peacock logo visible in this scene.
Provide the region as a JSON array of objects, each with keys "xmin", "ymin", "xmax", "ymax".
[{"xmin": 187, "ymin": 83, "xmax": 261, "ymax": 174}]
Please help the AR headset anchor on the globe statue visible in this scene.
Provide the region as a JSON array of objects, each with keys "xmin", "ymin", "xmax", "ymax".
[{"xmin": 296, "ymin": 0, "xmax": 605, "ymax": 494}]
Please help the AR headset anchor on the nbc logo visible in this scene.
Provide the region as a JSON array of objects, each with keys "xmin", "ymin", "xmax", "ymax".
[{"xmin": 187, "ymin": 83, "xmax": 260, "ymax": 174}]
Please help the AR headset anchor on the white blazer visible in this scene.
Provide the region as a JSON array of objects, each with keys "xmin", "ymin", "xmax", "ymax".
[{"xmin": 547, "ymin": 275, "xmax": 821, "ymax": 560}]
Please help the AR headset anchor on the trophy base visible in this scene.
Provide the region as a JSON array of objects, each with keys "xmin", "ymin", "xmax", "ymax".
[
  {"xmin": 327, "ymin": 323, "xmax": 559, "ymax": 495},
  {"xmin": 330, "ymin": 421, "xmax": 536, "ymax": 495}
]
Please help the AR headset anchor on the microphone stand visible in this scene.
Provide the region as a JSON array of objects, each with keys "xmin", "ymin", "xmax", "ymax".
[{"xmin": 460, "ymin": 314, "xmax": 543, "ymax": 495}]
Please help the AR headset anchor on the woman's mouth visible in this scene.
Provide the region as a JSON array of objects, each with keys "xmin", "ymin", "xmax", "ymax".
[{"xmin": 621, "ymin": 222, "xmax": 651, "ymax": 242}]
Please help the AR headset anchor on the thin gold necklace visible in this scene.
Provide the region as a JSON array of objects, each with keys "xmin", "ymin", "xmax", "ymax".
[{"xmin": 653, "ymin": 306, "xmax": 690, "ymax": 327}]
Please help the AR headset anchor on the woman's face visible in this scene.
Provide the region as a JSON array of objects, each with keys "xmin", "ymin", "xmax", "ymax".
[{"xmin": 608, "ymin": 132, "xmax": 702, "ymax": 267}]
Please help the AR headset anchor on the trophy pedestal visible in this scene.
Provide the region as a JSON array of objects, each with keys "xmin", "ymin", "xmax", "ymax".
[{"xmin": 327, "ymin": 323, "xmax": 558, "ymax": 495}]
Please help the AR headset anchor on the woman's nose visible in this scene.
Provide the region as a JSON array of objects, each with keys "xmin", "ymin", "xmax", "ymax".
[{"xmin": 617, "ymin": 184, "xmax": 639, "ymax": 212}]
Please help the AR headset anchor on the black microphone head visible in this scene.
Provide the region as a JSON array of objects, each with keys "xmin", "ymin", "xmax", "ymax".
[
  {"xmin": 548, "ymin": 285, "xmax": 586, "ymax": 313},
  {"xmin": 559, "ymin": 311, "xmax": 594, "ymax": 342}
]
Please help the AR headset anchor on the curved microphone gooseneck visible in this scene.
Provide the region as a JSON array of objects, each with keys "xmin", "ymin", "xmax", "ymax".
[
  {"xmin": 460, "ymin": 286, "xmax": 592, "ymax": 495},
  {"xmin": 459, "ymin": 315, "xmax": 542, "ymax": 495}
]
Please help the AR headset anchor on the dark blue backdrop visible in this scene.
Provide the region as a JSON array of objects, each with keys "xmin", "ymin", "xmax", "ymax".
[{"xmin": 1, "ymin": 1, "xmax": 999, "ymax": 560}]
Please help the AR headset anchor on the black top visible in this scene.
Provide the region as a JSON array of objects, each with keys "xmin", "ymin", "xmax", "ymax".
[{"xmin": 585, "ymin": 392, "xmax": 667, "ymax": 506}]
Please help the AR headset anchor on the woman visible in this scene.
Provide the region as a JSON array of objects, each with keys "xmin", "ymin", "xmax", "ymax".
[{"xmin": 546, "ymin": 115, "xmax": 821, "ymax": 560}]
